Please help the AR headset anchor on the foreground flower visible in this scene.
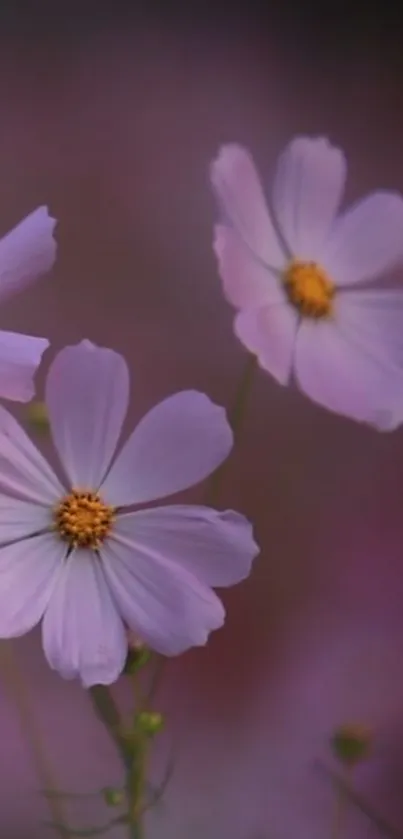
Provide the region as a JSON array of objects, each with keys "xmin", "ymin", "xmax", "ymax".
[
  {"xmin": 211, "ymin": 137, "xmax": 403, "ymax": 429},
  {"xmin": 0, "ymin": 341, "xmax": 258, "ymax": 686},
  {"xmin": 0, "ymin": 206, "xmax": 56, "ymax": 401}
]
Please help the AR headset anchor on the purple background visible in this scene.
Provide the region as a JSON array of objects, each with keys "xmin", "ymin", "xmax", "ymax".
[{"xmin": 1, "ymin": 13, "xmax": 403, "ymax": 838}]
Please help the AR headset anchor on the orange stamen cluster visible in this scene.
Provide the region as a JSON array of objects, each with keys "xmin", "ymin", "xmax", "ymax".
[
  {"xmin": 283, "ymin": 259, "xmax": 335, "ymax": 318},
  {"xmin": 54, "ymin": 490, "xmax": 115, "ymax": 549}
]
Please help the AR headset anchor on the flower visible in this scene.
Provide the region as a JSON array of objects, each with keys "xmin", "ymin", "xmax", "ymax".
[
  {"xmin": 210, "ymin": 136, "xmax": 403, "ymax": 429},
  {"xmin": 0, "ymin": 205, "xmax": 56, "ymax": 402},
  {"xmin": 0, "ymin": 340, "xmax": 258, "ymax": 687}
]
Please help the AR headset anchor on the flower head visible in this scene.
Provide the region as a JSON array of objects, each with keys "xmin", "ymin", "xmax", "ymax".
[
  {"xmin": 0, "ymin": 206, "xmax": 57, "ymax": 402},
  {"xmin": 0, "ymin": 341, "xmax": 258, "ymax": 687},
  {"xmin": 211, "ymin": 137, "xmax": 403, "ymax": 429}
]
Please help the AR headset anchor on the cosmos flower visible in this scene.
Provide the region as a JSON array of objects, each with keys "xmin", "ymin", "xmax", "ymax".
[
  {"xmin": 211, "ymin": 136, "xmax": 403, "ymax": 429},
  {"xmin": 0, "ymin": 341, "xmax": 258, "ymax": 687},
  {"xmin": 0, "ymin": 206, "xmax": 56, "ymax": 402}
]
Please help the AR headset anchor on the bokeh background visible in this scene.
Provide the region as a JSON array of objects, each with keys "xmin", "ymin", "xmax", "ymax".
[{"xmin": 1, "ymin": 3, "xmax": 403, "ymax": 837}]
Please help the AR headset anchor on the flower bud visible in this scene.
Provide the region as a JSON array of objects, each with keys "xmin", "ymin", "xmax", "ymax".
[
  {"xmin": 102, "ymin": 786, "xmax": 124, "ymax": 807},
  {"xmin": 331, "ymin": 723, "xmax": 372, "ymax": 767},
  {"xmin": 136, "ymin": 710, "xmax": 164, "ymax": 736}
]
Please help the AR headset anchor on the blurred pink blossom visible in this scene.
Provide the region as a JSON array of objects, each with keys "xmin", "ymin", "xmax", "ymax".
[{"xmin": 211, "ymin": 137, "xmax": 403, "ymax": 429}]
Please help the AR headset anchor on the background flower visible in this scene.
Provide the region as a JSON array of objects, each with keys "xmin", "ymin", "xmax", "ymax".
[
  {"xmin": 0, "ymin": 206, "xmax": 56, "ymax": 401},
  {"xmin": 211, "ymin": 137, "xmax": 403, "ymax": 429}
]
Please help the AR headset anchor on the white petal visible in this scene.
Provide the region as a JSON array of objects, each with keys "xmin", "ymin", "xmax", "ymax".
[
  {"xmin": 46, "ymin": 341, "xmax": 129, "ymax": 489},
  {"xmin": 272, "ymin": 136, "xmax": 346, "ymax": 258},
  {"xmin": 115, "ymin": 506, "xmax": 259, "ymax": 587},
  {"xmin": 0, "ymin": 206, "xmax": 57, "ymax": 303},
  {"xmin": 234, "ymin": 303, "xmax": 298, "ymax": 385},
  {"xmin": 0, "ymin": 330, "xmax": 49, "ymax": 402},
  {"xmin": 101, "ymin": 527, "xmax": 225, "ymax": 656},
  {"xmin": 322, "ymin": 192, "xmax": 403, "ymax": 286},
  {"xmin": 0, "ymin": 532, "xmax": 63, "ymax": 638},
  {"xmin": 101, "ymin": 391, "xmax": 233, "ymax": 507},
  {"xmin": 42, "ymin": 551, "xmax": 127, "ymax": 687},
  {"xmin": 0, "ymin": 495, "xmax": 52, "ymax": 544},
  {"xmin": 0, "ymin": 404, "xmax": 64, "ymax": 504},
  {"xmin": 294, "ymin": 315, "xmax": 403, "ymax": 428},
  {"xmin": 210, "ymin": 144, "xmax": 285, "ymax": 267},
  {"xmin": 213, "ymin": 224, "xmax": 285, "ymax": 310}
]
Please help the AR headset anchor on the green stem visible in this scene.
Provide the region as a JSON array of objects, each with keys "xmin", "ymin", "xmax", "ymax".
[
  {"xmin": 89, "ymin": 674, "xmax": 147, "ymax": 839},
  {"xmin": 207, "ymin": 353, "xmax": 257, "ymax": 505},
  {"xmin": 127, "ymin": 819, "xmax": 142, "ymax": 839},
  {"xmin": 228, "ymin": 353, "xmax": 257, "ymax": 436},
  {"xmin": 88, "ymin": 685, "xmax": 130, "ymax": 770},
  {"xmin": 124, "ymin": 671, "xmax": 150, "ymax": 839},
  {"xmin": 126, "ymin": 742, "xmax": 146, "ymax": 839},
  {"xmin": 0, "ymin": 640, "xmax": 69, "ymax": 837}
]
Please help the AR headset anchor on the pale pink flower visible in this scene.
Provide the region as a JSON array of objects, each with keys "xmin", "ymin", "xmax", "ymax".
[
  {"xmin": 0, "ymin": 206, "xmax": 56, "ymax": 401},
  {"xmin": 0, "ymin": 341, "xmax": 258, "ymax": 687},
  {"xmin": 211, "ymin": 137, "xmax": 403, "ymax": 429}
]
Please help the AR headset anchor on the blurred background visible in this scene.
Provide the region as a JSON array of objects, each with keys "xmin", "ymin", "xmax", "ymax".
[{"xmin": 1, "ymin": 2, "xmax": 403, "ymax": 836}]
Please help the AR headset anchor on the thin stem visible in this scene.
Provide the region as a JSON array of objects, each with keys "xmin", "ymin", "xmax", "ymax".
[
  {"xmin": 228, "ymin": 353, "xmax": 258, "ymax": 437},
  {"xmin": 88, "ymin": 685, "xmax": 130, "ymax": 770},
  {"xmin": 124, "ymin": 672, "xmax": 149, "ymax": 839},
  {"xmin": 126, "ymin": 741, "xmax": 146, "ymax": 839},
  {"xmin": 0, "ymin": 640, "xmax": 69, "ymax": 837},
  {"xmin": 126, "ymin": 819, "xmax": 142, "ymax": 839},
  {"xmin": 207, "ymin": 353, "xmax": 257, "ymax": 505},
  {"xmin": 316, "ymin": 761, "xmax": 403, "ymax": 839},
  {"xmin": 331, "ymin": 779, "xmax": 347, "ymax": 839},
  {"xmin": 88, "ymin": 683, "xmax": 147, "ymax": 838},
  {"xmin": 323, "ymin": 759, "xmax": 352, "ymax": 839}
]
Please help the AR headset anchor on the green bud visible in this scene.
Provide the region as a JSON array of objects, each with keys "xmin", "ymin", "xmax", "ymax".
[
  {"xmin": 331, "ymin": 723, "xmax": 372, "ymax": 767},
  {"xmin": 27, "ymin": 401, "xmax": 50, "ymax": 433},
  {"xmin": 102, "ymin": 786, "xmax": 124, "ymax": 807},
  {"xmin": 136, "ymin": 710, "xmax": 164, "ymax": 736}
]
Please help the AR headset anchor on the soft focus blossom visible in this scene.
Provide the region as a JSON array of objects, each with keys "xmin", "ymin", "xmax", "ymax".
[
  {"xmin": 0, "ymin": 340, "xmax": 258, "ymax": 687},
  {"xmin": 0, "ymin": 206, "xmax": 56, "ymax": 402},
  {"xmin": 211, "ymin": 137, "xmax": 403, "ymax": 429}
]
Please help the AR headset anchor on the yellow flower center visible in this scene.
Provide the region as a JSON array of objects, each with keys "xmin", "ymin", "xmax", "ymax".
[
  {"xmin": 283, "ymin": 259, "xmax": 334, "ymax": 318},
  {"xmin": 54, "ymin": 490, "xmax": 116, "ymax": 550}
]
